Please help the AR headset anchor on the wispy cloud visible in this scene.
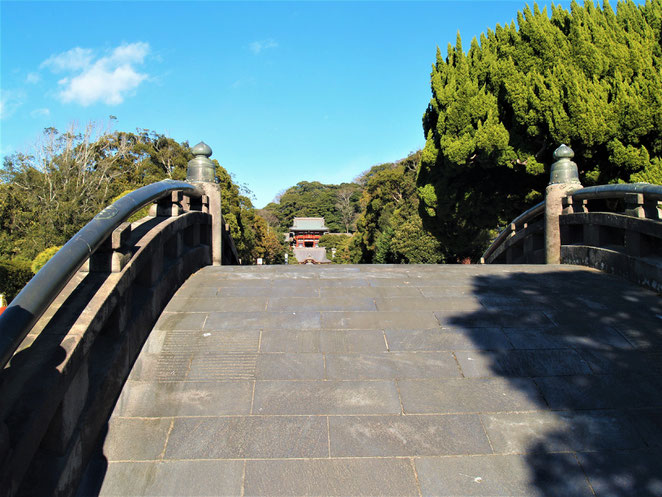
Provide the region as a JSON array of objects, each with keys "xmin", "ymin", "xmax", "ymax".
[
  {"xmin": 26, "ymin": 72, "xmax": 41, "ymax": 84},
  {"xmin": 249, "ymin": 39, "xmax": 278, "ymax": 54},
  {"xmin": 41, "ymin": 42, "xmax": 150, "ymax": 106},
  {"xmin": 41, "ymin": 47, "xmax": 94, "ymax": 72},
  {"xmin": 30, "ymin": 108, "xmax": 51, "ymax": 118},
  {"xmin": 0, "ymin": 89, "xmax": 25, "ymax": 119}
]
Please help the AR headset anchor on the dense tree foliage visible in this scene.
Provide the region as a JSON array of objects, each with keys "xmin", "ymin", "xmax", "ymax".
[
  {"xmin": 419, "ymin": 0, "xmax": 662, "ymax": 261},
  {"xmin": 354, "ymin": 151, "xmax": 443, "ymax": 264},
  {"xmin": 0, "ymin": 259, "xmax": 33, "ymax": 301},
  {"xmin": 263, "ymin": 181, "xmax": 362, "ymax": 233},
  {"xmin": 0, "ymin": 124, "xmax": 284, "ymax": 298},
  {"xmin": 267, "ymin": 151, "xmax": 442, "ymax": 265},
  {"xmin": 318, "ymin": 234, "xmax": 355, "ymax": 263}
]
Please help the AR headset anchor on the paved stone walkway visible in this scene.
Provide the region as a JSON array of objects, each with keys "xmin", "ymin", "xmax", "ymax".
[{"xmin": 78, "ymin": 264, "xmax": 662, "ymax": 496}]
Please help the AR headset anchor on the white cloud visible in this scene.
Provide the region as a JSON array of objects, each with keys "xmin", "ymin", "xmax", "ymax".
[
  {"xmin": 41, "ymin": 47, "xmax": 94, "ymax": 72},
  {"xmin": 0, "ymin": 89, "xmax": 25, "ymax": 119},
  {"xmin": 30, "ymin": 108, "xmax": 51, "ymax": 118},
  {"xmin": 41, "ymin": 42, "xmax": 150, "ymax": 106},
  {"xmin": 249, "ymin": 39, "xmax": 278, "ymax": 54},
  {"xmin": 26, "ymin": 72, "xmax": 41, "ymax": 84}
]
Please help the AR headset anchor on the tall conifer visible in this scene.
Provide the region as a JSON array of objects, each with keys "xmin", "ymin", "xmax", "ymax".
[{"xmin": 419, "ymin": 0, "xmax": 662, "ymax": 261}]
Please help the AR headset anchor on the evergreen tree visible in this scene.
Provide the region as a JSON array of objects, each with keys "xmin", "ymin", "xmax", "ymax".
[
  {"xmin": 419, "ymin": 0, "xmax": 662, "ymax": 261},
  {"xmin": 0, "ymin": 124, "xmax": 276, "ymax": 266}
]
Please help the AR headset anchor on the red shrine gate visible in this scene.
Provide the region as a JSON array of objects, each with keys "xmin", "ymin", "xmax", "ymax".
[{"xmin": 289, "ymin": 217, "xmax": 329, "ymax": 248}]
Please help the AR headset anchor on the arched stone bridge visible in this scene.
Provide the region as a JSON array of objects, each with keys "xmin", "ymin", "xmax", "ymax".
[{"xmin": 1, "ymin": 144, "xmax": 660, "ymax": 497}]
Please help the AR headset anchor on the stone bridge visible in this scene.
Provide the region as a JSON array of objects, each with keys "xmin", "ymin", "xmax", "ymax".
[{"xmin": 0, "ymin": 144, "xmax": 661, "ymax": 497}]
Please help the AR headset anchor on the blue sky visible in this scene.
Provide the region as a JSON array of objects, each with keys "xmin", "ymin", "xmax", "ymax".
[{"xmin": 1, "ymin": 0, "xmax": 572, "ymax": 208}]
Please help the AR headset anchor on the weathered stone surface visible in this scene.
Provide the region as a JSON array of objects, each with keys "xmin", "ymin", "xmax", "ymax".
[
  {"xmin": 94, "ymin": 460, "xmax": 243, "ymax": 496},
  {"xmin": 627, "ymin": 408, "xmax": 662, "ymax": 447},
  {"xmin": 454, "ymin": 349, "xmax": 592, "ymax": 377},
  {"xmin": 152, "ymin": 312, "xmax": 206, "ymax": 330},
  {"xmin": 256, "ymin": 353, "xmax": 325, "ymax": 379},
  {"xmin": 398, "ymin": 378, "xmax": 545, "ymax": 413},
  {"xmin": 243, "ymin": 458, "xmax": 419, "ymax": 496},
  {"xmin": 205, "ymin": 311, "xmax": 321, "ymax": 330},
  {"xmin": 76, "ymin": 264, "xmax": 662, "ymax": 497},
  {"xmin": 535, "ymin": 374, "xmax": 662, "ymax": 409},
  {"xmin": 267, "ymin": 296, "xmax": 376, "ymax": 311},
  {"xmin": 252, "ymin": 380, "xmax": 401, "ymax": 415},
  {"xmin": 164, "ymin": 296, "xmax": 268, "ymax": 312},
  {"xmin": 329, "ymin": 414, "xmax": 491, "ymax": 456},
  {"xmin": 260, "ymin": 329, "xmax": 387, "ymax": 353},
  {"xmin": 575, "ymin": 449, "xmax": 662, "ymax": 497},
  {"xmin": 325, "ymin": 352, "xmax": 460, "ymax": 379},
  {"xmin": 164, "ymin": 416, "xmax": 328, "ymax": 459},
  {"xmin": 113, "ymin": 380, "xmax": 253, "ymax": 417},
  {"xmin": 321, "ymin": 311, "xmax": 439, "ymax": 329},
  {"xmin": 415, "ymin": 454, "xmax": 594, "ymax": 496},
  {"xmin": 481, "ymin": 410, "xmax": 644, "ymax": 453},
  {"xmin": 435, "ymin": 309, "xmax": 554, "ymax": 328},
  {"xmin": 385, "ymin": 328, "xmax": 512, "ymax": 351},
  {"xmin": 102, "ymin": 418, "xmax": 172, "ymax": 461},
  {"xmin": 320, "ymin": 285, "xmax": 420, "ymax": 297},
  {"xmin": 374, "ymin": 297, "xmax": 483, "ymax": 312}
]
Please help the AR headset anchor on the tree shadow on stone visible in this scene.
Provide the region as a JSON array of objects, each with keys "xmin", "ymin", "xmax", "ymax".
[{"xmin": 447, "ymin": 267, "xmax": 662, "ymax": 497}]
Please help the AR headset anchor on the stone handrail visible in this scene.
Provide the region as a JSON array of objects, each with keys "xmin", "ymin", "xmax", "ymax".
[
  {"xmin": 0, "ymin": 180, "xmax": 202, "ymax": 369},
  {"xmin": 560, "ymin": 183, "xmax": 661, "ymax": 291},
  {"xmin": 0, "ymin": 142, "xmax": 240, "ymax": 497},
  {"xmin": 568, "ymin": 182, "xmax": 662, "ymax": 203},
  {"xmin": 480, "ymin": 201, "xmax": 545, "ymax": 264},
  {"xmin": 481, "ymin": 145, "xmax": 661, "ymax": 291}
]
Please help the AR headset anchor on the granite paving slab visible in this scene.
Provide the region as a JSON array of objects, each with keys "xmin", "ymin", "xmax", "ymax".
[
  {"xmin": 415, "ymin": 454, "xmax": 594, "ymax": 496},
  {"xmin": 164, "ymin": 416, "xmax": 328, "ymax": 459},
  {"xmin": 243, "ymin": 458, "xmax": 419, "ymax": 496},
  {"xmin": 454, "ymin": 348, "xmax": 592, "ymax": 377},
  {"xmin": 260, "ymin": 329, "xmax": 387, "ymax": 353},
  {"xmin": 329, "ymin": 414, "xmax": 492, "ymax": 456},
  {"xmin": 93, "ymin": 460, "xmax": 244, "ymax": 496},
  {"xmin": 252, "ymin": 380, "xmax": 402, "ymax": 415},
  {"xmin": 78, "ymin": 264, "xmax": 662, "ymax": 497}
]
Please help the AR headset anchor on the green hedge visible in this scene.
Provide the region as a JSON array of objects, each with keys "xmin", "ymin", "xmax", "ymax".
[
  {"xmin": 0, "ymin": 259, "xmax": 34, "ymax": 303},
  {"xmin": 31, "ymin": 246, "xmax": 61, "ymax": 274}
]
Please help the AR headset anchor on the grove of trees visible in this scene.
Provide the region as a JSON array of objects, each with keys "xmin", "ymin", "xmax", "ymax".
[
  {"xmin": 418, "ymin": 0, "xmax": 662, "ymax": 261},
  {"xmin": 2, "ymin": 0, "xmax": 660, "ymax": 294},
  {"xmin": 0, "ymin": 124, "xmax": 286, "ymax": 300},
  {"xmin": 261, "ymin": 181, "xmax": 363, "ymax": 233}
]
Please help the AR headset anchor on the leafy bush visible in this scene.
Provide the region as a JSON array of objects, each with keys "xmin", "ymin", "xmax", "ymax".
[
  {"xmin": 31, "ymin": 246, "xmax": 62, "ymax": 274},
  {"xmin": 0, "ymin": 259, "xmax": 33, "ymax": 303}
]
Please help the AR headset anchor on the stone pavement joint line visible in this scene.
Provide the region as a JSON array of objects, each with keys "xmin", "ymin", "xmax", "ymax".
[{"xmin": 77, "ymin": 264, "xmax": 662, "ymax": 497}]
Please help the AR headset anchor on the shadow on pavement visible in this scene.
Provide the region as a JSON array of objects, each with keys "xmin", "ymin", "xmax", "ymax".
[{"xmin": 447, "ymin": 267, "xmax": 662, "ymax": 497}]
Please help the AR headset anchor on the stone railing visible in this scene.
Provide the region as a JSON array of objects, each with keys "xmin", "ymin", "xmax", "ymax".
[
  {"xmin": 480, "ymin": 201, "xmax": 545, "ymax": 264},
  {"xmin": 560, "ymin": 183, "xmax": 662, "ymax": 291},
  {"xmin": 0, "ymin": 142, "xmax": 239, "ymax": 497},
  {"xmin": 482, "ymin": 145, "xmax": 662, "ymax": 291}
]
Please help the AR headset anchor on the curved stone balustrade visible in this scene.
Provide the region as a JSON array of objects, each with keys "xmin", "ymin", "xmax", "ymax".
[
  {"xmin": 480, "ymin": 201, "xmax": 545, "ymax": 264},
  {"xmin": 0, "ymin": 142, "xmax": 240, "ymax": 497},
  {"xmin": 0, "ymin": 186, "xmax": 235, "ymax": 496},
  {"xmin": 560, "ymin": 184, "xmax": 662, "ymax": 291},
  {"xmin": 481, "ymin": 146, "xmax": 661, "ymax": 292}
]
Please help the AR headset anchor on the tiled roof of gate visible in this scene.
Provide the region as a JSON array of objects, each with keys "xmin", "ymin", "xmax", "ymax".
[{"xmin": 290, "ymin": 217, "xmax": 329, "ymax": 231}]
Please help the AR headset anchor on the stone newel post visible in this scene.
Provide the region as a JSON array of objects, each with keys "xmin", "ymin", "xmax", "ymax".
[
  {"xmin": 187, "ymin": 142, "xmax": 222, "ymax": 266},
  {"xmin": 545, "ymin": 144, "xmax": 581, "ymax": 264}
]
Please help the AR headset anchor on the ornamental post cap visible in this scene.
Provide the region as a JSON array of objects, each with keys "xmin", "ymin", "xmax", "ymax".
[
  {"xmin": 549, "ymin": 144, "xmax": 580, "ymax": 185},
  {"xmin": 187, "ymin": 141, "xmax": 215, "ymax": 183},
  {"xmin": 553, "ymin": 144, "xmax": 574, "ymax": 160},
  {"xmin": 191, "ymin": 141, "xmax": 212, "ymax": 157}
]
